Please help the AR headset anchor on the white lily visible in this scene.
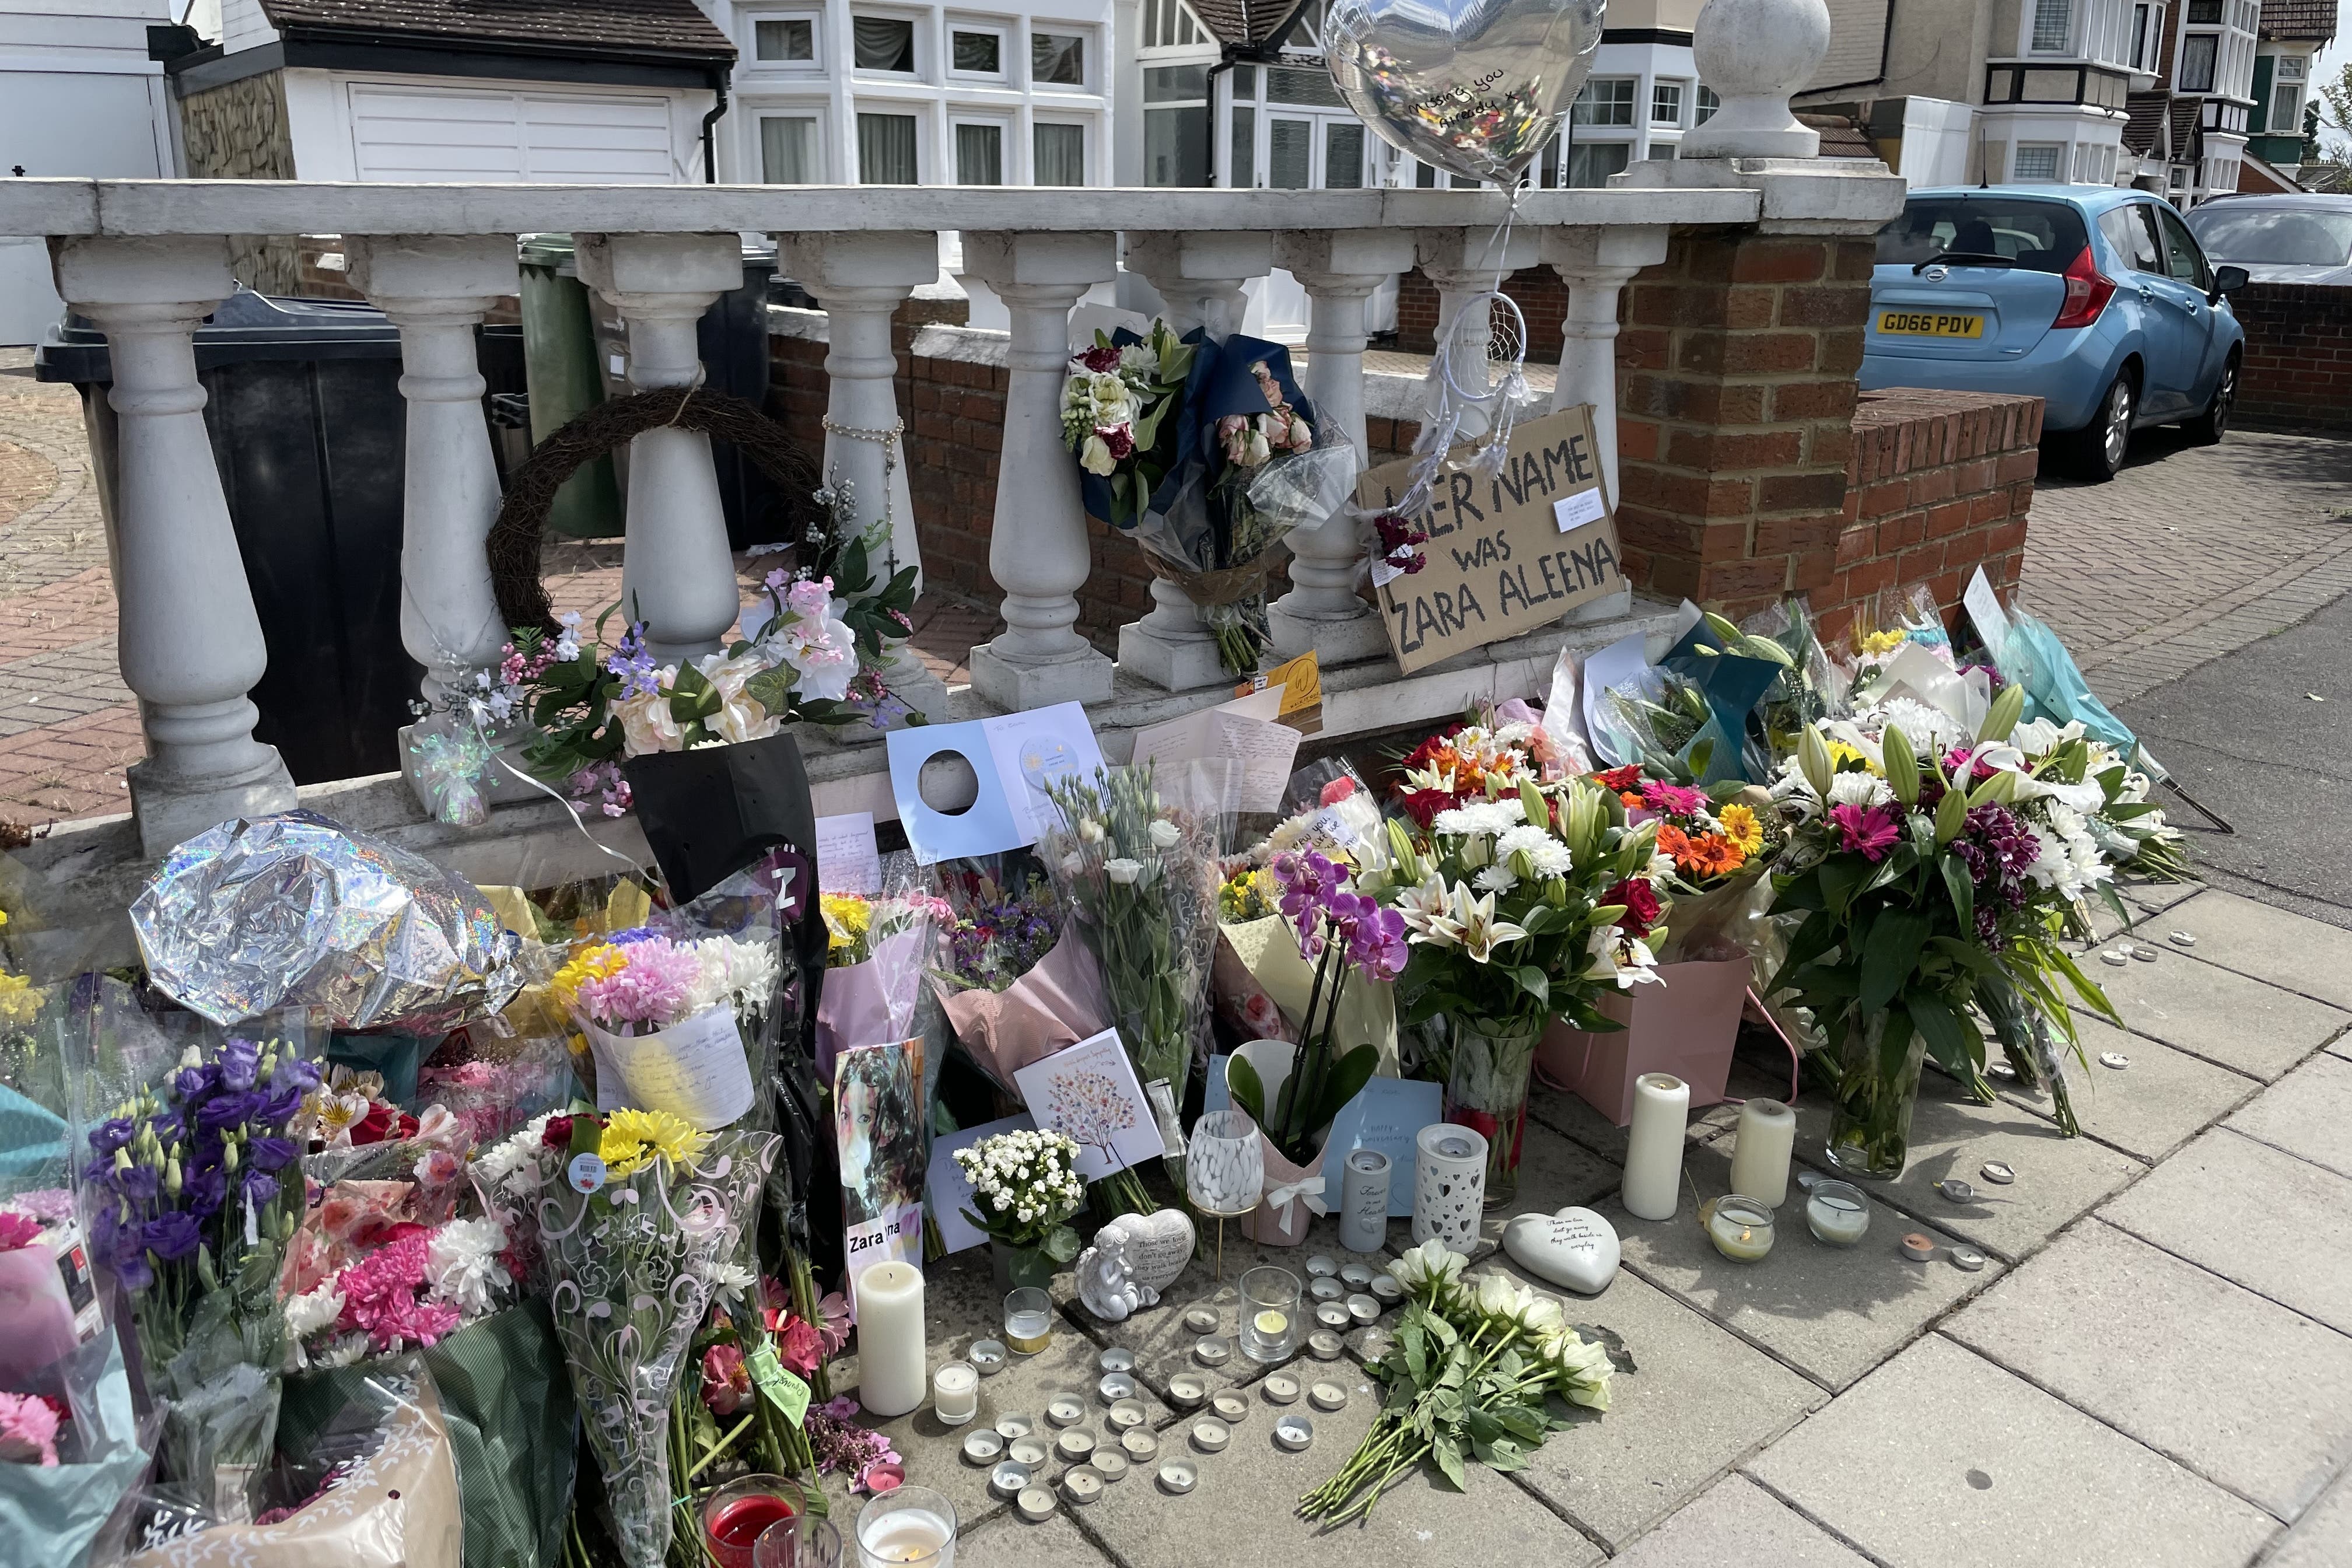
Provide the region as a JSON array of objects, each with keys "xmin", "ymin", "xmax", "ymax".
[
  {"xmin": 1584, "ymin": 926, "xmax": 1663, "ymax": 989},
  {"xmin": 1449, "ymin": 885, "xmax": 1528, "ymax": 965}
]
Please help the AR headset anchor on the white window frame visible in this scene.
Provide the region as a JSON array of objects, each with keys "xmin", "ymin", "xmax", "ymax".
[
  {"xmin": 1031, "ymin": 29, "xmax": 1091, "ymax": 93},
  {"xmin": 1031, "ymin": 116, "xmax": 1090, "ymax": 186},
  {"xmin": 2277, "ymin": 53, "xmax": 2306, "ymax": 81},
  {"xmin": 2012, "ymin": 141, "xmax": 2065, "ymax": 181},
  {"xmin": 744, "ymin": 10, "xmax": 822, "ymax": 71},
  {"xmin": 752, "ymin": 108, "xmax": 827, "ymax": 182},
  {"xmin": 2178, "ymin": 30, "xmax": 2218, "ymax": 92},
  {"xmin": 854, "ymin": 104, "xmax": 926, "ymax": 182},
  {"xmin": 1571, "ymin": 76, "xmax": 1639, "ymax": 128},
  {"xmin": 945, "ymin": 22, "xmax": 1009, "ymax": 83},
  {"xmin": 848, "ymin": 10, "xmax": 923, "ymax": 79},
  {"xmin": 2028, "ymin": 0, "xmax": 2074, "ymax": 54},
  {"xmin": 950, "ymin": 114, "xmax": 1009, "ymax": 184},
  {"xmin": 1651, "ymin": 79, "xmax": 1685, "ymax": 127}
]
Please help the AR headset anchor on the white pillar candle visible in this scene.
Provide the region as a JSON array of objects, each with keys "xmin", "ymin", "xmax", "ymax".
[
  {"xmin": 854, "ymin": 1261, "xmax": 927, "ymax": 1419},
  {"xmin": 1727, "ymin": 1098, "xmax": 1797, "ymax": 1209},
  {"xmin": 1621, "ymin": 1073, "xmax": 1690, "ymax": 1222},
  {"xmin": 932, "ymin": 1362, "xmax": 978, "ymax": 1425}
]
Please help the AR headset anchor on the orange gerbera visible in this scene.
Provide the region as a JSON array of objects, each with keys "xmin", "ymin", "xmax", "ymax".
[
  {"xmin": 1656, "ymin": 823, "xmax": 1694, "ymax": 862},
  {"xmin": 1675, "ymin": 833, "xmax": 1748, "ymax": 878}
]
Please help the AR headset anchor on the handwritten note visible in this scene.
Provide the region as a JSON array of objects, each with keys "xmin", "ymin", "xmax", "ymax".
[
  {"xmin": 1129, "ymin": 705, "xmax": 1302, "ymax": 814},
  {"xmin": 584, "ymin": 1004, "xmax": 755, "ymax": 1131},
  {"xmin": 816, "ymin": 811, "xmax": 883, "ymax": 895}
]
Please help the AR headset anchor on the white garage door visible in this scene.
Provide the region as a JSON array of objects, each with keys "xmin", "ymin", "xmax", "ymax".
[{"xmin": 349, "ymin": 83, "xmax": 678, "ymax": 183}]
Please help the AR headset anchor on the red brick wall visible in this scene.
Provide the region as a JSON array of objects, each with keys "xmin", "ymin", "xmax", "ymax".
[
  {"xmin": 2230, "ymin": 279, "xmax": 2352, "ymax": 432},
  {"xmin": 1824, "ymin": 388, "xmax": 2041, "ymax": 643},
  {"xmin": 1394, "ymin": 266, "xmax": 1570, "ymax": 361}
]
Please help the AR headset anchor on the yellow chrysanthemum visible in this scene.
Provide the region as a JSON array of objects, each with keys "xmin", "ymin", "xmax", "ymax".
[
  {"xmin": 600, "ymin": 1108, "xmax": 712, "ymax": 1178},
  {"xmin": 0, "ymin": 971, "xmax": 42, "ymax": 1027},
  {"xmin": 1826, "ymin": 740, "xmax": 1883, "ymax": 777},
  {"xmin": 551, "ymin": 943, "xmax": 626, "ymax": 1010},
  {"xmin": 1860, "ymin": 629, "xmax": 1907, "ymax": 656},
  {"xmin": 1716, "ymin": 803, "xmax": 1765, "ymax": 855},
  {"xmin": 821, "ymin": 892, "xmax": 872, "ymax": 953}
]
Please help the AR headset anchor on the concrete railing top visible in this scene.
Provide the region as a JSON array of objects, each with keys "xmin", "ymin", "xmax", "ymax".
[{"xmin": 0, "ymin": 178, "xmax": 1770, "ymax": 239}]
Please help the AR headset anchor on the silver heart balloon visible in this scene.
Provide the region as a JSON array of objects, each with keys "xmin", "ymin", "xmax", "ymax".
[{"xmin": 1324, "ymin": 0, "xmax": 1606, "ymax": 187}]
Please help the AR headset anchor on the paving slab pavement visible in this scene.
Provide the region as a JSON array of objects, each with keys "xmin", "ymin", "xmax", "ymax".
[
  {"xmin": 1942, "ymin": 1218, "xmax": 2352, "ymax": 1522},
  {"xmin": 1746, "ymin": 1333, "xmax": 2279, "ymax": 1568},
  {"xmin": 2224, "ymin": 1050, "xmax": 2352, "ymax": 1182},
  {"xmin": 2262, "ymin": 1466, "xmax": 2352, "ymax": 1568},
  {"xmin": 1606, "ymin": 1474, "xmax": 1873, "ymax": 1567},
  {"xmin": 2085, "ymin": 936, "xmax": 2352, "ymax": 1082},
  {"xmin": 1997, "ymin": 1013, "xmax": 2262, "ymax": 1164},
  {"xmin": 2101, "ymin": 1128, "xmax": 2352, "ymax": 1337}
]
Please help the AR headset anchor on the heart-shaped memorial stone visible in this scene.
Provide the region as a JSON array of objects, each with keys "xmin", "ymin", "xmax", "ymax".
[
  {"xmin": 1115, "ymin": 1208, "xmax": 1197, "ymax": 1293},
  {"xmin": 1500, "ymin": 1206, "xmax": 1620, "ymax": 1294}
]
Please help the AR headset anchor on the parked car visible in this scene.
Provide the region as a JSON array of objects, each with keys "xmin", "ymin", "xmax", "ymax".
[
  {"xmin": 2183, "ymin": 192, "xmax": 2352, "ymax": 286},
  {"xmin": 1861, "ymin": 186, "xmax": 2248, "ymax": 481}
]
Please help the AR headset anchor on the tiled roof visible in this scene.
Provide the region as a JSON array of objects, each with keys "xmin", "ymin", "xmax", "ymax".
[
  {"xmin": 2123, "ymin": 91, "xmax": 2171, "ymax": 153},
  {"xmin": 257, "ymin": 0, "xmax": 734, "ymax": 59},
  {"xmin": 2258, "ymin": 0, "xmax": 2337, "ymax": 41},
  {"xmin": 1797, "ymin": 111, "xmax": 1877, "ymax": 159},
  {"xmin": 1188, "ymin": 0, "xmax": 1313, "ymax": 51}
]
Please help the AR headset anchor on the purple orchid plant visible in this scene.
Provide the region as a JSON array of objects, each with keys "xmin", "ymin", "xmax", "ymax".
[{"xmin": 1227, "ymin": 848, "xmax": 1406, "ymax": 1165}]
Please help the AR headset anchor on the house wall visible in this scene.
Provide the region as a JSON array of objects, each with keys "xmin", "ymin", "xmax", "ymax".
[{"xmin": 179, "ymin": 68, "xmax": 304, "ymax": 294}]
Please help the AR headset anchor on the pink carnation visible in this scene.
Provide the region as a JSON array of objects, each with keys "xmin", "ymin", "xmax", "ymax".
[
  {"xmin": 0, "ymin": 1212, "xmax": 43, "ymax": 1252},
  {"xmin": 574, "ymin": 936, "xmax": 705, "ymax": 1028},
  {"xmin": 1640, "ymin": 780, "xmax": 1707, "ymax": 816},
  {"xmin": 0, "ymin": 1392, "xmax": 61, "ymax": 1466}
]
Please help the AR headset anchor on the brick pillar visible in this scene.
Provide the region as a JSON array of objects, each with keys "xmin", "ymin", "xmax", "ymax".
[{"xmin": 1615, "ymin": 233, "xmax": 1874, "ymax": 621}]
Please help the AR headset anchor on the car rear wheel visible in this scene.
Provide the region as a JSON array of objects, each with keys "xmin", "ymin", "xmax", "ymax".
[
  {"xmin": 2182, "ymin": 352, "xmax": 2237, "ymax": 446},
  {"xmin": 2055, "ymin": 369, "xmax": 2136, "ymax": 482}
]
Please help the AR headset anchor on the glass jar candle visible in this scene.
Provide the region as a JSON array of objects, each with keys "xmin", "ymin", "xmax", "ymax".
[
  {"xmin": 1003, "ymin": 1287, "xmax": 1053, "ymax": 1356},
  {"xmin": 755, "ymin": 1516, "xmax": 844, "ymax": 1568},
  {"xmin": 854, "ymin": 1485, "xmax": 957, "ymax": 1568},
  {"xmin": 703, "ymin": 1475, "xmax": 804, "ymax": 1568},
  {"xmin": 933, "ymin": 1362, "xmax": 978, "ymax": 1425},
  {"xmin": 1238, "ymin": 1265, "xmax": 1301, "ymax": 1363},
  {"xmin": 1705, "ymin": 1195, "xmax": 1776, "ymax": 1263},
  {"xmin": 1805, "ymin": 1180, "xmax": 1871, "ymax": 1247}
]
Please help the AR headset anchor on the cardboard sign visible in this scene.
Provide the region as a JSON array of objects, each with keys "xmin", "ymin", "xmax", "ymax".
[{"xmin": 1355, "ymin": 407, "xmax": 1626, "ymax": 675}]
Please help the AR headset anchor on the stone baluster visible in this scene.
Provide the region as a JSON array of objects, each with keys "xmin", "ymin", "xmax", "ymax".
[
  {"xmin": 345, "ymin": 235, "xmax": 519, "ymax": 704},
  {"xmin": 575, "ymin": 233, "xmax": 742, "ymax": 662},
  {"xmin": 1267, "ymin": 229, "xmax": 1416, "ymax": 665},
  {"xmin": 961, "ymin": 230, "xmax": 1121, "ymax": 710},
  {"xmin": 1682, "ymin": 0, "xmax": 1834, "ymax": 159},
  {"xmin": 51, "ymin": 235, "xmax": 297, "ymax": 854},
  {"xmin": 1541, "ymin": 226, "xmax": 1671, "ymax": 625},
  {"xmin": 1415, "ymin": 227, "xmax": 1542, "ymax": 442},
  {"xmin": 779, "ymin": 231, "xmax": 950, "ymax": 726},
  {"xmin": 1120, "ymin": 230, "xmax": 1273, "ymax": 691}
]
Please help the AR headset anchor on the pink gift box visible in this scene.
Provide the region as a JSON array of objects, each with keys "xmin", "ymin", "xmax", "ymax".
[{"xmin": 1535, "ymin": 956, "xmax": 1752, "ymax": 1126}]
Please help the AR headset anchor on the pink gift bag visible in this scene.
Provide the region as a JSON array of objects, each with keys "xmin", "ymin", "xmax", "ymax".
[{"xmin": 1535, "ymin": 956, "xmax": 1752, "ymax": 1126}]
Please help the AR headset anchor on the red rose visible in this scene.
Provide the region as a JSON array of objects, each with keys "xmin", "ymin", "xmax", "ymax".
[
  {"xmin": 349, "ymin": 1102, "xmax": 396, "ymax": 1146},
  {"xmin": 1079, "ymin": 344, "xmax": 1121, "ymax": 373},
  {"xmin": 1602, "ymin": 877, "xmax": 1662, "ymax": 937},
  {"xmin": 541, "ymin": 1115, "xmax": 575, "ymax": 1149}
]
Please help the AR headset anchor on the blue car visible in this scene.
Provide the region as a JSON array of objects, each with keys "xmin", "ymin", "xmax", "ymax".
[{"xmin": 1861, "ymin": 186, "xmax": 2249, "ymax": 482}]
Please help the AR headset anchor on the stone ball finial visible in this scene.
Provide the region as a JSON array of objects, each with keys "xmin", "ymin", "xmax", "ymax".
[{"xmin": 1681, "ymin": 0, "xmax": 1835, "ymax": 159}]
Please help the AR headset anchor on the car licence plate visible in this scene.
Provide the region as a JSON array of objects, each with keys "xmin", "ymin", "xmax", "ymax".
[{"xmin": 1877, "ymin": 310, "xmax": 1984, "ymax": 338}]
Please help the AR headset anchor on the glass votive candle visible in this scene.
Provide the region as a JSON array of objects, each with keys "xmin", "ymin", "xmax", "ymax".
[
  {"xmin": 854, "ymin": 1484, "xmax": 957, "ymax": 1568},
  {"xmin": 1805, "ymin": 1180, "xmax": 1871, "ymax": 1247},
  {"xmin": 755, "ymin": 1515, "xmax": 844, "ymax": 1568},
  {"xmin": 933, "ymin": 1362, "xmax": 978, "ymax": 1425},
  {"xmin": 1705, "ymin": 1196, "xmax": 1776, "ymax": 1264},
  {"xmin": 1003, "ymin": 1287, "xmax": 1054, "ymax": 1356},
  {"xmin": 1238, "ymin": 1265, "xmax": 1301, "ymax": 1363},
  {"xmin": 704, "ymin": 1475, "xmax": 804, "ymax": 1568}
]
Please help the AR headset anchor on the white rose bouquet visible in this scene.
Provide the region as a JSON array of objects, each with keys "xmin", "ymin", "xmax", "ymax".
[
  {"xmin": 1063, "ymin": 323, "xmax": 1196, "ymax": 526},
  {"xmin": 952, "ymin": 1128, "xmax": 1088, "ymax": 1287}
]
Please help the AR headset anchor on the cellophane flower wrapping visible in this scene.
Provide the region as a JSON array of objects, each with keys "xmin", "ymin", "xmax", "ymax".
[
  {"xmin": 1037, "ymin": 765, "xmax": 1230, "ymax": 1097},
  {"xmin": 922, "ymin": 858, "xmax": 1108, "ymax": 1092},
  {"xmin": 65, "ymin": 999, "xmax": 323, "ymax": 1522},
  {"xmin": 533, "ymin": 1119, "xmax": 779, "ymax": 1568}
]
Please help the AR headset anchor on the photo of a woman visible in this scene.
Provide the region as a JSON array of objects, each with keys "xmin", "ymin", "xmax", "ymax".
[{"xmin": 834, "ymin": 1039, "xmax": 924, "ymax": 1269}]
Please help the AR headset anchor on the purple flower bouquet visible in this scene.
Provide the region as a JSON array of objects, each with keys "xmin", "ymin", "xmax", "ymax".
[{"xmin": 82, "ymin": 1034, "xmax": 315, "ymax": 1519}]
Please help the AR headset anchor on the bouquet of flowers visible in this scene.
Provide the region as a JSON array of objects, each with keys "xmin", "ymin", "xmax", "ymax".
[
  {"xmin": 1392, "ymin": 715, "xmax": 1580, "ymax": 827},
  {"xmin": 1362, "ymin": 775, "xmax": 1667, "ymax": 1200},
  {"xmin": 952, "ymin": 1128, "xmax": 1088, "ymax": 1287},
  {"xmin": 552, "ymin": 929, "xmax": 779, "ymax": 1131},
  {"xmin": 820, "ymin": 891, "xmax": 950, "ymax": 970},
  {"xmin": 280, "ymin": 1204, "xmax": 516, "ymax": 1370},
  {"xmin": 1063, "ymin": 323, "xmax": 1197, "ymax": 527},
  {"xmin": 922, "ymin": 866, "xmax": 1106, "ymax": 1092},
  {"xmin": 1767, "ymin": 688, "xmax": 2123, "ymax": 1171},
  {"xmin": 83, "ymin": 1034, "xmax": 316, "ymax": 1517},
  {"xmin": 1299, "ymin": 1238, "xmax": 1614, "ymax": 1524},
  {"xmin": 517, "ymin": 1110, "xmax": 778, "ymax": 1568},
  {"xmin": 428, "ymin": 477, "xmax": 920, "ymax": 819},
  {"xmin": 1595, "ymin": 764, "xmax": 1779, "ymax": 963},
  {"xmin": 305, "ymin": 1064, "xmax": 419, "ymax": 1150},
  {"xmin": 1038, "ymin": 765, "xmax": 1225, "ymax": 1104}
]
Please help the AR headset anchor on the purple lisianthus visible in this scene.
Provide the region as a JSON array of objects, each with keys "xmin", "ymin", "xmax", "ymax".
[
  {"xmin": 256, "ymin": 1086, "xmax": 304, "ymax": 1128},
  {"xmin": 173, "ymin": 1063, "xmax": 218, "ymax": 1101},
  {"xmin": 117, "ymin": 1164, "xmax": 160, "ymax": 1205},
  {"xmin": 194, "ymin": 1091, "xmax": 264, "ymax": 1134},
  {"xmin": 114, "ymin": 1253, "xmax": 154, "ymax": 1293},
  {"xmin": 142, "ymin": 1212, "xmax": 203, "ymax": 1263},
  {"xmin": 238, "ymin": 1169, "xmax": 279, "ymax": 1209},
  {"xmin": 218, "ymin": 1038, "xmax": 261, "ymax": 1091},
  {"xmin": 246, "ymin": 1136, "xmax": 297, "ymax": 1173},
  {"xmin": 270, "ymin": 1055, "xmax": 322, "ymax": 1095},
  {"xmin": 89, "ymin": 1117, "xmax": 136, "ymax": 1156},
  {"xmin": 181, "ymin": 1165, "xmax": 227, "ymax": 1222},
  {"xmin": 149, "ymin": 1108, "xmax": 184, "ymax": 1144}
]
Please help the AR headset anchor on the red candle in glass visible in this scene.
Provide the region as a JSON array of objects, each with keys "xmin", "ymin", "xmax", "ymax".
[{"xmin": 708, "ymin": 1493, "xmax": 799, "ymax": 1568}]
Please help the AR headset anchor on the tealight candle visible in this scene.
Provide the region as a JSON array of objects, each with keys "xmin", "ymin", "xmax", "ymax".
[
  {"xmin": 1121, "ymin": 1427, "xmax": 1159, "ymax": 1460},
  {"xmin": 1314, "ymin": 1301, "xmax": 1352, "ymax": 1331},
  {"xmin": 1706, "ymin": 1195, "xmax": 1776, "ymax": 1263},
  {"xmin": 1240, "ymin": 1265, "xmax": 1300, "ymax": 1364},
  {"xmin": 1107, "ymin": 1398, "xmax": 1149, "ymax": 1430},
  {"xmin": 1045, "ymin": 1393, "xmax": 1084, "ymax": 1426},
  {"xmin": 968, "ymin": 1340, "xmax": 1007, "ymax": 1376},
  {"xmin": 1006, "ymin": 1438, "xmax": 1049, "ymax": 1468},
  {"xmin": 933, "ymin": 1363, "xmax": 978, "ymax": 1427},
  {"xmin": 960, "ymin": 1430, "xmax": 1003, "ymax": 1466},
  {"xmin": 1339, "ymin": 1262, "xmax": 1374, "ymax": 1288},
  {"xmin": 1210, "ymin": 1391, "xmax": 1249, "ymax": 1423},
  {"xmin": 1805, "ymin": 1181, "xmax": 1871, "ymax": 1247},
  {"xmin": 988, "ymin": 1462, "xmax": 1030, "ymax": 1500},
  {"xmin": 1090, "ymin": 1451, "xmax": 1129, "ymax": 1484},
  {"xmin": 1056, "ymin": 1429, "xmax": 1096, "ymax": 1461},
  {"xmin": 1191, "ymin": 1418, "xmax": 1230, "ymax": 1452},
  {"xmin": 993, "ymin": 1413, "xmax": 1033, "ymax": 1441},
  {"xmin": 1097, "ymin": 1348, "xmax": 1136, "ymax": 1374},
  {"xmin": 1098, "ymin": 1372, "xmax": 1138, "ymax": 1403}
]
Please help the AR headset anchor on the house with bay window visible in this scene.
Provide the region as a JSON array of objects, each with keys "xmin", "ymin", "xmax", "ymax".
[
  {"xmin": 712, "ymin": 0, "xmax": 1110, "ymax": 187},
  {"xmin": 2242, "ymin": 0, "xmax": 2337, "ymax": 186},
  {"xmin": 2122, "ymin": 0, "xmax": 2263, "ymax": 202}
]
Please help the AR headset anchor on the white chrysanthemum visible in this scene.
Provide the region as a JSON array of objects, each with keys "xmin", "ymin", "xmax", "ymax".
[
  {"xmin": 1432, "ymin": 799, "xmax": 1523, "ymax": 838},
  {"xmin": 424, "ymin": 1215, "xmax": 510, "ymax": 1318},
  {"xmin": 285, "ymin": 1282, "xmax": 346, "ymax": 1341},
  {"xmin": 1826, "ymin": 771, "xmax": 1894, "ymax": 808},
  {"xmin": 1871, "ymin": 696, "xmax": 1971, "ymax": 756},
  {"xmin": 1473, "ymin": 863, "xmax": 1519, "ymax": 895},
  {"xmin": 314, "ymin": 1334, "xmax": 371, "ymax": 1370}
]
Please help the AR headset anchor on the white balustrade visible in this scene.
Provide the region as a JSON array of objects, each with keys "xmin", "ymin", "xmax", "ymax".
[
  {"xmin": 50, "ymin": 234, "xmax": 298, "ymax": 855},
  {"xmin": 1268, "ymin": 228, "xmax": 1418, "ymax": 664},
  {"xmin": 345, "ymin": 235, "xmax": 519, "ymax": 702},
  {"xmin": 575, "ymin": 232, "xmax": 743, "ymax": 663},
  {"xmin": 1121, "ymin": 230, "xmax": 1275, "ymax": 691},
  {"xmin": 961, "ymin": 230, "xmax": 1121, "ymax": 710},
  {"xmin": 1682, "ymin": 0, "xmax": 1835, "ymax": 159},
  {"xmin": 780, "ymin": 230, "xmax": 950, "ymax": 726},
  {"xmin": 1416, "ymin": 226, "xmax": 1543, "ymax": 443}
]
